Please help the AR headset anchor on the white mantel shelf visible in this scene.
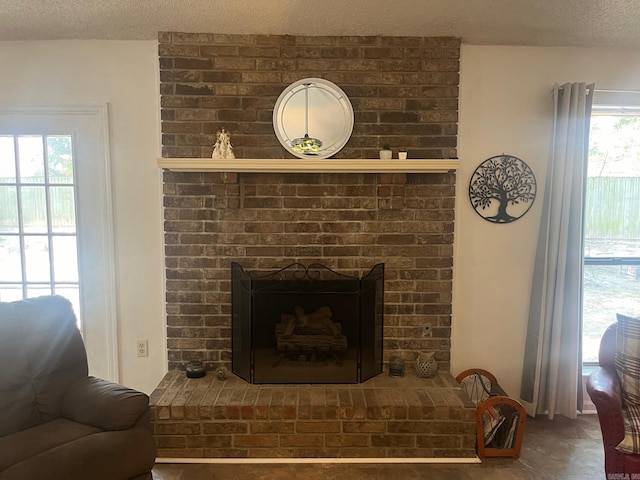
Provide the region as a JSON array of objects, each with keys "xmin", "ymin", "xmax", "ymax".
[{"xmin": 157, "ymin": 158, "xmax": 459, "ymax": 174}]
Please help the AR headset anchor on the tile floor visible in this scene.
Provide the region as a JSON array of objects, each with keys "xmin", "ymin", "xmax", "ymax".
[{"xmin": 152, "ymin": 414, "xmax": 605, "ymax": 479}]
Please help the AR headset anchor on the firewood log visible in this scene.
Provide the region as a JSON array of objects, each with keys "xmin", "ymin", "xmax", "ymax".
[
  {"xmin": 275, "ymin": 323, "xmax": 348, "ymax": 352},
  {"xmin": 294, "ymin": 306, "xmax": 341, "ymax": 336}
]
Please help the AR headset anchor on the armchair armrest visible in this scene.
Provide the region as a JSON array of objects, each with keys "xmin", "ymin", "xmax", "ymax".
[
  {"xmin": 61, "ymin": 376, "xmax": 149, "ymax": 431},
  {"xmin": 587, "ymin": 367, "xmax": 625, "ymax": 447}
]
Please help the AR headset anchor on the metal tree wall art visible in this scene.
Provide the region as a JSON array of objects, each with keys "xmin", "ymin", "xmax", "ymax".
[{"xmin": 469, "ymin": 154, "xmax": 537, "ymax": 224}]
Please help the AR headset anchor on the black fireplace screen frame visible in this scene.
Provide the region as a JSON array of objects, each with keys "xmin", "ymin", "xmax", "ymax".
[{"xmin": 231, "ymin": 262, "xmax": 384, "ymax": 384}]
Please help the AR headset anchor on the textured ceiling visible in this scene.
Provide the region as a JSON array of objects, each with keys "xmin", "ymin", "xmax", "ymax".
[{"xmin": 1, "ymin": 0, "xmax": 640, "ymax": 48}]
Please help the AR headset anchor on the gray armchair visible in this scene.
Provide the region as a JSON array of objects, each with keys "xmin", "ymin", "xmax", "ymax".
[{"xmin": 0, "ymin": 295, "xmax": 156, "ymax": 480}]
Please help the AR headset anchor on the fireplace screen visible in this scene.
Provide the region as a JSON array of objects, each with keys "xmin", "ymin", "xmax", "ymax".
[{"xmin": 231, "ymin": 262, "xmax": 384, "ymax": 384}]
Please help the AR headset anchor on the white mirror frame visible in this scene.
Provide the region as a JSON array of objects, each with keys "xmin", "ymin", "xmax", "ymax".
[{"xmin": 273, "ymin": 78, "xmax": 354, "ymax": 159}]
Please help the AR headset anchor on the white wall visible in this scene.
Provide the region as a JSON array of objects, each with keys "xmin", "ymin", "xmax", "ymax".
[
  {"xmin": 0, "ymin": 41, "xmax": 166, "ymax": 394},
  {"xmin": 453, "ymin": 45, "xmax": 640, "ymax": 397}
]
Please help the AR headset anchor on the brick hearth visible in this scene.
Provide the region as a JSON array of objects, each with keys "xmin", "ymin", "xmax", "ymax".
[{"xmin": 150, "ymin": 371, "xmax": 476, "ymax": 459}]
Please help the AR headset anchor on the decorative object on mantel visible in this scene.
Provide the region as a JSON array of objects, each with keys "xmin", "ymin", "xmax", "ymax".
[
  {"xmin": 379, "ymin": 142, "xmax": 392, "ymax": 160},
  {"xmin": 414, "ymin": 351, "xmax": 439, "ymax": 378},
  {"xmin": 291, "ymin": 83, "xmax": 323, "ymax": 155},
  {"xmin": 273, "ymin": 77, "xmax": 354, "ymax": 160},
  {"xmin": 398, "ymin": 150, "xmax": 408, "ymax": 160},
  {"xmin": 212, "ymin": 128, "xmax": 235, "ymax": 160},
  {"xmin": 468, "ymin": 154, "xmax": 537, "ymax": 224}
]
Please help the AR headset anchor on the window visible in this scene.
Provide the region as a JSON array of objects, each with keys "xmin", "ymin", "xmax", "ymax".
[
  {"xmin": 582, "ymin": 93, "xmax": 640, "ymax": 364},
  {"xmin": 0, "ymin": 134, "xmax": 80, "ymax": 310}
]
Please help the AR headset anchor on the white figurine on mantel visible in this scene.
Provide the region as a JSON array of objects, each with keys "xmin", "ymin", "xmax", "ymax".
[{"xmin": 212, "ymin": 128, "xmax": 235, "ymax": 159}]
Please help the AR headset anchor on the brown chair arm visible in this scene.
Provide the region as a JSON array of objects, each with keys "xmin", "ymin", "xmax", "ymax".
[
  {"xmin": 61, "ymin": 376, "xmax": 150, "ymax": 431},
  {"xmin": 587, "ymin": 367, "xmax": 625, "ymax": 449}
]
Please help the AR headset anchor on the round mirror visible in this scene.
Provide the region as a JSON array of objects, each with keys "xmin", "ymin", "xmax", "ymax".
[{"xmin": 273, "ymin": 78, "xmax": 354, "ymax": 159}]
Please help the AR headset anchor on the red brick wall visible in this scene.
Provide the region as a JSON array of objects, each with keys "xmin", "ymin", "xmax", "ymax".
[
  {"xmin": 159, "ymin": 32, "xmax": 459, "ymax": 159},
  {"xmin": 159, "ymin": 32, "xmax": 459, "ymax": 375}
]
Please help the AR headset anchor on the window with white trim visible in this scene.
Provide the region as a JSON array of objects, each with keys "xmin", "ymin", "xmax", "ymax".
[
  {"xmin": 0, "ymin": 134, "xmax": 80, "ymax": 312},
  {"xmin": 582, "ymin": 92, "xmax": 640, "ymax": 364}
]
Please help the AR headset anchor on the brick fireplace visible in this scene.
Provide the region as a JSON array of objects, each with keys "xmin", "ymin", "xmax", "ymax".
[
  {"xmin": 159, "ymin": 32, "xmax": 460, "ymax": 373},
  {"xmin": 163, "ymin": 169, "xmax": 456, "ymax": 373},
  {"xmin": 152, "ymin": 32, "xmax": 473, "ymax": 459}
]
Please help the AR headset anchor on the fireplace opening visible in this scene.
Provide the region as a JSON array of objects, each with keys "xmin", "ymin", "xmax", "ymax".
[{"xmin": 231, "ymin": 262, "xmax": 384, "ymax": 384}]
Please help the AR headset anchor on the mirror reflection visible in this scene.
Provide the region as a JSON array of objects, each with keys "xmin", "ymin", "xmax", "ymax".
[{"xmin": 273, "ymin": 78, "xmax": 354, "ymax": 159}]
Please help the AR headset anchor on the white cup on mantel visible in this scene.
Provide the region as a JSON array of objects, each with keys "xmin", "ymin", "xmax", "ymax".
[{"xmin": 398, "ymin": 151, "xmax": 408, "ymax": 160}]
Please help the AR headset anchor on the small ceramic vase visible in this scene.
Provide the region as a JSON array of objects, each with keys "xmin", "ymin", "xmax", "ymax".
[
  {"xmin": 414, "ymin": 351, "xmax": 438, "ymax": 378},
  {"xmin": 186, "ymin": 360, "xmax": 206, "ymax": 378},
  {"xmin": 379, "ymin": 149, "xmax": 392, "ymax": 160}
]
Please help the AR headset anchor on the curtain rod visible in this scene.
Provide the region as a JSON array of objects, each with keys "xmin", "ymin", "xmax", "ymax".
[
  {"xmin": 595, "ymin": 88, "xmax": 640, "ymax": 95},
  {"xmin": 557, "ymin": 86, "xmax": 640, "ymax": 95}
]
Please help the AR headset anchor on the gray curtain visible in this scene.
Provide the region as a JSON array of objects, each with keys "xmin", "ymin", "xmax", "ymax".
[{"xmin": 520, "ymin": 82, "xmax": 594, "ymax": 419}]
